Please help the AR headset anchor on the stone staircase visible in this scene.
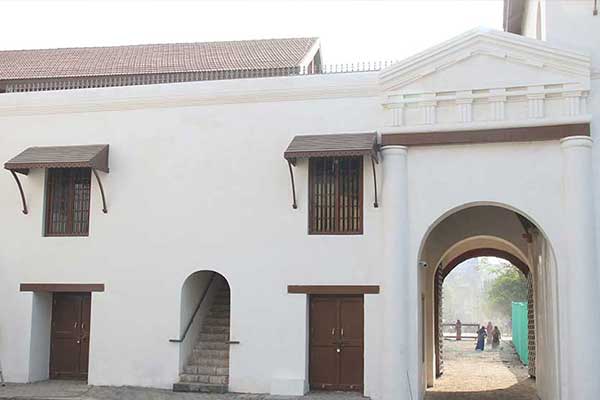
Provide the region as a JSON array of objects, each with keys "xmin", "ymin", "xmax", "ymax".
[{"xmin": 173, "ymin": 280, "xmax": 230, "ymax": 393}]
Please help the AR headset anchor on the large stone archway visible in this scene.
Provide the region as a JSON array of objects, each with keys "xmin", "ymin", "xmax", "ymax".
[{"xmin": 418, "ymin": 205, "xmax": 553, "ymax": 399}]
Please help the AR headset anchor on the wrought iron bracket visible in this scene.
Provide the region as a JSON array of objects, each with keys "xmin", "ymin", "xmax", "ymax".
[
  {"xmin": 287, "ymin": 160, "xmax": 298, "ymax": 209},
  {"xmin": 10, "ymin": 170, "xmax": 28, "ymax": 214},
  {"xmin": 371, "ymin": 156, "xmax": 379, "ymax": 208},
  {"xmin": 92, "ymin": 169, "xmax": 108, "ymax": 214}
]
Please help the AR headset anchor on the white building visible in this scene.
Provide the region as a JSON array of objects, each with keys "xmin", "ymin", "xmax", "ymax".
[{"xmin": 1, "ymin": 1, "xmax": 599, "ymax": 399}]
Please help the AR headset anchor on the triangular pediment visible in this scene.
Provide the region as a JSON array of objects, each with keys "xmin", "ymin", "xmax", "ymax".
[{"xmin": 379, "ymin": 27, "xmax": 591, "ymax": 93}]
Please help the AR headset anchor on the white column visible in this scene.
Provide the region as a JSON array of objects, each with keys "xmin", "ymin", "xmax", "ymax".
[
  {"xmin": 560, "ymin": 136, "xmax": 600, "ymax": 400},
  {"xmin": 381, "ymin": 145, "xmax": 410, "ymax": 400}
]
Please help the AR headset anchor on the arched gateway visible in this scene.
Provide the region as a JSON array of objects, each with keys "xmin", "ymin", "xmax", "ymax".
[
  {"xmin": 379, "ymin": 136, "xmax": 600, "ymax": 400},
  {"xmin": 419, "ymin": 204, "xmax": 552, "ymax": 396},
  {"xmin": 377, "ymin": 28, "xmax": 600, "ymax": 400}
]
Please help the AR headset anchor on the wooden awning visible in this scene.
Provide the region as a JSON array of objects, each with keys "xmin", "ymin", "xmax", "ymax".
[
  {"xmin": 4, "ymin": 144, "xmax": 110, "ymax": 215},
  {"xmin": 284, "ymin": 132, "xmax": 378, "ymax": 165},
  {"xmin": 4, "ymin": 144, "xmax": 109, "ymax": 175},
  {"xmin": 283, "ymin": 132, "xmax": 380, "ymax": 209}
]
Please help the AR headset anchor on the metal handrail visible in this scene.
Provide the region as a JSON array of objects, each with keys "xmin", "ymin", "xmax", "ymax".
[{"xmin": 169, "ymin": 272, "xmax": 217, "ymax": 343}]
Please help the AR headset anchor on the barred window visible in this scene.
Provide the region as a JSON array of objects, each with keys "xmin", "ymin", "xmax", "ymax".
[
  {"xmin": 45, "ymin": 168, "xmax": 91, "ymax": 236},
  {"xmin": 309, "ymin": 156, "xmax": 363, "ymax": 234}
]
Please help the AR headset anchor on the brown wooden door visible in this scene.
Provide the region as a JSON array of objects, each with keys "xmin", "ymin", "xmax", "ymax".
[
  {"xmin": 310, "ymin": 295, "xmax": 364, "ymax": 392},
  {"xmin": 50, "ymin": 293, "xmax": 91, "ymax": 380}
]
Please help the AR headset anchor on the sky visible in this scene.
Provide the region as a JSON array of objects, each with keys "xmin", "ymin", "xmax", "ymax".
[{"xmin": 0, "ymin": 1, "xmax": 503, "ymax": 64}]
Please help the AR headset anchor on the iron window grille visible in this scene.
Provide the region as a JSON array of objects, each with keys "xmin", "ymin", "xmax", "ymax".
[
  {"xmin": 45, "ymin": 168, "xmax": 92, "ymax": 236},
  {"xmin": 308, "ymin": 156, "xmax": 363, "ymax": 235}
]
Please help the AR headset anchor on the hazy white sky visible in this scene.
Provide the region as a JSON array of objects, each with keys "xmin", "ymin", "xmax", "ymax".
[{"xmin": 1, "ymin": 1, "xmax": 503, "ymax": 64}]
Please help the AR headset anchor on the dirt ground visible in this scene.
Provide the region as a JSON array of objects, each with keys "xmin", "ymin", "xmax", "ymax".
[{"xmin": 425, "ymin": 340, "xmax": 537, "ymax": 400}]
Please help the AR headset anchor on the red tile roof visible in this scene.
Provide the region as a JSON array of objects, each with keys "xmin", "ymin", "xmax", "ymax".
[{"xmin": 0, "ymin": 37, "xmax": 319, "ymax": 80}]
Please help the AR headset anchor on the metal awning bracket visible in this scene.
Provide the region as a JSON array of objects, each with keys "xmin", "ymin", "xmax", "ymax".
[
  {"xmin": 9, "ymin": 170, "xmax": 28, "ymax": 214},
  {"xmin": 371, "ymin": 156, "xmax": 379, "ymax": 208},
  {"xmin": 92, "ymin": 169, "xmax": 108, "ymax": 214},
  {"xmin": 287, "ymin": 160, "xmax": 298, "ymax": 209}
]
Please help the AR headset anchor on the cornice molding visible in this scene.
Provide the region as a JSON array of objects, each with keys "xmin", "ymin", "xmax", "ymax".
[
  {"xmin": 0, "ymin": 76, "xmax": 379, "ymax": 117},
  {"xmin": 379, "ymin": 115, "xmax": 592, "ymax": 134}
]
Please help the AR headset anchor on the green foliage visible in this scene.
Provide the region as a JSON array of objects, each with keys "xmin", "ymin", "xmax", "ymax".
[{"xmin": 483, "ymin": 259, "xmax": 528, "ymax": 318}]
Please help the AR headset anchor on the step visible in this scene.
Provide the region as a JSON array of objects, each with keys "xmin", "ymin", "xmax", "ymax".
[
  {"xmin": 208, "ymin": 309, "xmax": 230, "ymax": 316},
  {"xmin": 196, "ymin": 341, "xmax": 229, "ymax": 350},
  {"xmin": 189, "ymin": 356, "xmax": 228, "ymax": 367},
  {"xmin": 183, "ymin": 365, "xmax": 229, "ymax": 376},
  {"xmin": 179, "ymin": 373, "xmax": 228, "ymax": 385},
  {"xmin": 192, "ymin": 348, "xmax": 229, "ymax": 359},
  {"xmin": 204, "ymin": 317, "xmax": 229, "ymax": 326},
  {"xmin": 201, "ymin": 325, "xmax": 229, "ymax": 334},
  {"xmin": 198, "ymin": 332, "xmax": 229, "ymax": 342},
  {"xmin": 173, "ymin": 382, "xmax": 227, "ymax": 393},
  {"xmin": 208, "ymin": 313, "xmax": 230, "ymax": 320}
]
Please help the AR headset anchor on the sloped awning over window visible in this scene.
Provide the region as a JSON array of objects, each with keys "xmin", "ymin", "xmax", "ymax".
[
  {"xmin": 283, "ymin": 132, "xmax": 380, "ymax": 209},
  {"xmin": 4, "ymin": 144, "xmax": 109, "ymax": 175},
  {"xmin": 4, "ymin": 144, "xmax": 109, "ymax": 215},
  {"xmin": 284, "ymin": 132, "xmax": 378, "ymax": 165}
]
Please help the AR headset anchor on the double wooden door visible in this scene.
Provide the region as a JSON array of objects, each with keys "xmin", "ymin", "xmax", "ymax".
[
  {"xmin": 309, "ymin": 295, "xmax": 364, "ymax": 391},
  {"xmin": 50, "ymin": 293, "xmax": 91, "ymax": 380}
]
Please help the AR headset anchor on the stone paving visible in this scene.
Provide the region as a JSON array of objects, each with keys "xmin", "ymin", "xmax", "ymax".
[
  {"xmin": 0, "ymin": 340, "xmax": 536, "ymax": 400},
  {"xmin": 0, "ymin": 380, "xmax": 365, "ymax": 400},
  {"xmin": 425, "ymin": 340, "xmax": 538, "ymax": 400}
]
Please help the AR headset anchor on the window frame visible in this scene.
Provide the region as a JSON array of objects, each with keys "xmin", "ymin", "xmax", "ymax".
[
  {"xmin": 44, "ymin": 167, "xmax": 92, "ymax": 237},
  {"xmin": 308, "ymin": 156, "xmax": 364, "ymax": 235}
]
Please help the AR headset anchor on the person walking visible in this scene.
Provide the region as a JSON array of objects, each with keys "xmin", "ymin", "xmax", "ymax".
[
  {"xmin": 492, "ymin": 326, "xmax": 502, "ymax": 349},
  {"xmin": 475, "ymin": 326, "xmax": 487, "ymax": 351},
  {"xmin": 486, "ymin": 321, "xmax": 493, "ymax": 345}
]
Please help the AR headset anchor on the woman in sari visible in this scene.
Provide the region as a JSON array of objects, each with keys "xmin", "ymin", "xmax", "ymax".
[
  {"xmin": 486, "ymin": 321, "xmax": 494, "ymax": 345},
  {"xmin": 475, "ymin": 326, "xmax": 487, "ymax": 351},
  {"xmin": 492, "ymin": 326, "xmax": 501, "ymax": 349}
]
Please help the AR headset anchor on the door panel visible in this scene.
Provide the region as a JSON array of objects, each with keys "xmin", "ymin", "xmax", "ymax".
[
  {"xmin": 339, "ymin": 346, "xmax": 363, "ymax": 390},
  {"xmin": 309, "ymin": 297, "xmax": 339, "ymax": 389},
  {"xmin": 50, "ymin": 293, "xmax": 91, "ymax": 380},
  {"xmin": 311, "ymin": 298, "xmax": 338, "ymax": 346},
  {"xmin": 339, "ymin": 297, "xmax": 363, "ymax": 391},
  {"xmin": 79, "ymin": 294, "xmax": 91, "ymax": 375},
  {"xmin": 340, "ymin": 298, "xmax": 363, "ymax": 344},
  {"xmin": 310, "ymin": 347, "xmax": 338, "ymax": 389},
  {"xmin": 309, "ymin": 295, "xmax": 363, "ymax": 392}
]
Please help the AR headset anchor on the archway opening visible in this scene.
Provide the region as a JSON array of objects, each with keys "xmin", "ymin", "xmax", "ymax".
[
  {"xmin": 432, "ymin": 255, "xmax": 535, "ymax": 399},
  {"xmin": 173, "ymin": 270, "xmax": 231, "ymax": 393},
  {"xmin": 420, "ymin": 204, "xmax": 559, "ymax": 400}
]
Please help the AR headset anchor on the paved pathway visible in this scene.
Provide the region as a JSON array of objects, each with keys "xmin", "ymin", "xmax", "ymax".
[
  {"xmin": 425, "ymin": 340, "xmax": 537, "ymax": 400},
  {"xmin": 0, "ymin": 340, "xmax": 536, "ymax": 400},
  {"xmin": 0, "ymin": 380, "xmax": 364, "ymax": 400}
]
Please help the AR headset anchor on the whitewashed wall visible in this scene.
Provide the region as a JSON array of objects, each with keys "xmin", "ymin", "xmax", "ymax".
[
  {"xmin": 0, "ymin": 25, "xmax": 598, "ymax": 400},
  {"xmin": 0, "ymin": 73, "xmax": 384, "ymax": 395}
]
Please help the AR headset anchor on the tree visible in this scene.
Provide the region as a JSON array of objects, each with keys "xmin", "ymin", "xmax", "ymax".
[{"xmin": 482, "ymin": 260, "xmax": 528, "ymax": 318}]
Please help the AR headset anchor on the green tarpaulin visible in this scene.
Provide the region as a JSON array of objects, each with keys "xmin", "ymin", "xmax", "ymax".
[{"xmin": 512, "ymin": 301, "xmax": 528, "ymax": 365}]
